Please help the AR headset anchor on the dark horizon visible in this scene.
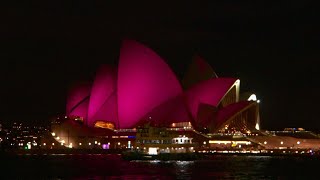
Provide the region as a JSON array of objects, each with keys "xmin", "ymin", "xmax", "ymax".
[{"xmin": 1, "ymin": 2, "xmax": 318, "ymax": 130}]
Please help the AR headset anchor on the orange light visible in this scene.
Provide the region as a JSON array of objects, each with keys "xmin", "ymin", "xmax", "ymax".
[{"xmin": 94, "ymin": 121, "xmax": 115, "ymax": 129}]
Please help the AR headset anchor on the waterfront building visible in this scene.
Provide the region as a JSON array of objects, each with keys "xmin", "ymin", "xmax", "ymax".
[{"xmin": 49, "ymin": 39, "xmax": 263, "ymax": 151}]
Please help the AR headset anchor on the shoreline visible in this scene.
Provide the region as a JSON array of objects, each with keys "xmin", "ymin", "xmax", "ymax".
[{"xmin": 1, "ymin": 149, "xmax": 318, "ymax": 160}]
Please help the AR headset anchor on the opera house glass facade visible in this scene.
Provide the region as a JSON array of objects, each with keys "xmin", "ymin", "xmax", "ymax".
[{"xmin": 51, "ymin": 40, "xmax": 260, "ymax": 151}]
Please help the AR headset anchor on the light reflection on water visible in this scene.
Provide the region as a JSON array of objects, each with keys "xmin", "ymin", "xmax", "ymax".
[
  {"xmin": 174, "ymin": 161, "xmax": 194, "ymax": 180},
  {"xmin": 1, "ymin": 154, "xmax": 320, "ymax": 179}
]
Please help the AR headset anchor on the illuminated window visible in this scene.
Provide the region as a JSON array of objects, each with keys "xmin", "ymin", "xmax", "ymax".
[
  {"xmin": 148, "ymin": 147, "xmax": 158, "ymax": 155},
  {"xmin": 171, "ymin": 122, "xmax": 193, "ymax": 129},
  {"xmin": 172, "ymin": 136, "xmax": 193, "ymax": 144},
  {"xmin": 94, "ymin": 121, "xmax": 115, "ymax": 130}
]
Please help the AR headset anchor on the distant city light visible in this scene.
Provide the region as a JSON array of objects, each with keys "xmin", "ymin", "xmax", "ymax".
[
  {"xmin": 148, "ymin": 147, "xmax": 158, "ymax": 155},
  {"xmin": 27, "ymin": 142, "xmax": 31, "ymax": 149},
  {"xmin": 102, "ymin": 144, "xmax": 109, "ymax": 149}
]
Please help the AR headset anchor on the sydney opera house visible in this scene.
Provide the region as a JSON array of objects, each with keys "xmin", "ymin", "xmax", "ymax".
[{"xmin": 50, "ymin": 39, "xmax": 263, "ymax": 152}]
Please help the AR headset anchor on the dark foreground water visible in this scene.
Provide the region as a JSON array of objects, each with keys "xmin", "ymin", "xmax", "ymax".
[{"xmin": 1, "ymin": 154, "xmax": 320, "ymax": 179}]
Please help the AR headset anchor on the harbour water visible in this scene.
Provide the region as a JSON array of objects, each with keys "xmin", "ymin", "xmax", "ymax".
[{"xmin": 1, "ymin": 154, "xmax": 319, "ymax": 179}]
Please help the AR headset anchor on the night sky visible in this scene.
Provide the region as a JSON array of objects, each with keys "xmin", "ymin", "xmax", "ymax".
[{"xmin": 1, "ymin": 2, "xmax": 319, "ymax": 130}]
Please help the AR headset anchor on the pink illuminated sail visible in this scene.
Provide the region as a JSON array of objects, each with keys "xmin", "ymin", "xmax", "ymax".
[
  {"xmin": 195, "ymin": 103, "xmax": 218, "ymax": 129},
  {"xmin": 214, "ymin": 101, "xmax": 253, "ymax": 126},
  {"xmin": 69, "ymin": 98, "xmax": 90, "ymax": 120},
  {"xmin": 66, "ymin": 82, "xmax": 91, "ymax": 120},
  {"xmin": 142, "ymin": 95, "xmax": 192, "ymax": 126},
  {"xmin": 87, "ymin": 65, "xmax": 117, "ymax": 127},
  {"xmin": 185, "ymin": 78, "xmax": 238, "ymax": 120},
  {"xmin": 63, "ymin": 39, "xmax": 257, "ymax": 132},
  {"xmin": 89, "ymin": 93, "xmax": 118, "ymax": 128},
  {"xmin": 117, "ymin": 40, "xmax": 183, "ymax": 128}
]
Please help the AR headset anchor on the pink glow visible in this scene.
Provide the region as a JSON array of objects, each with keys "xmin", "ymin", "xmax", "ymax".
[
  {"xmin": 215, "ymin": 101, "xmax": 253, "ymax": 126},
  {"xmin": 142, "ymin": 95, "xmax": 191, "ymax": 126},
  {"xmin": 117, "ymin": 40, "xmax": 183, "ymax": 128},
  {"xmin": 69, "ymin": 98, "xmax": 90, "ymax": 121},
  {"xmin": 102, "ymin": 144, "xmax": 109, "ymax": 149},
  {"xmin": 87, "ymin": 65, "xmax": 117, "ymax": 127},
  {"xmin": 164, "ymin": 96, "xmax": 191, "ymax": 124},
  {"xmin": 195, "ymin": 103, "xmax": 218, "ymax": 128},
  {"xmin": 185, "ymin": 78, "xmax": 237, "ymax": 120},
  {"xmin": 65, "ymin": 40, "xmax": 251, "ymax": 131},
  {"xmin": 66, "ymin": 82, "xmax": 91, "ymax": 117},
  {"xmin": 89, "ymin": 93, "xmax": 118, "ymax": 127}
]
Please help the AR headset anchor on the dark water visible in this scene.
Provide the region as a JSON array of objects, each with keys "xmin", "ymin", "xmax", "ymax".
[{"xmin": 1, "ymin": 154, "xmax": 320, "ymax": 179}]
